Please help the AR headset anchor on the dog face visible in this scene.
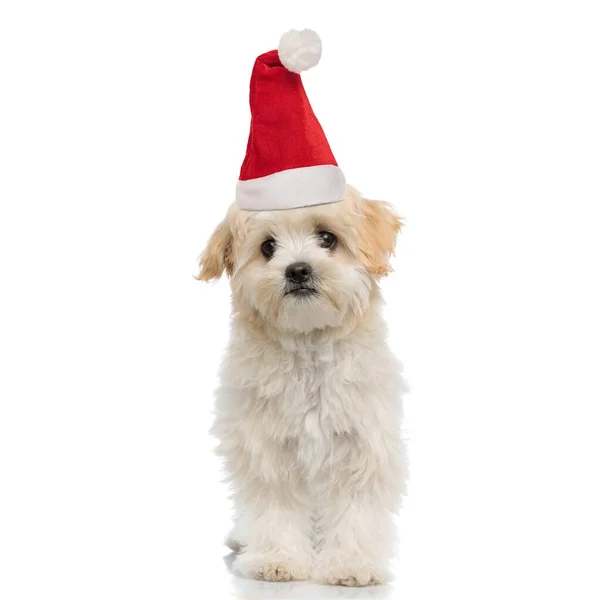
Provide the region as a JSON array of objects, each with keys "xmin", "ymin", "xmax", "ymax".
[{"xmin": 197, "ymin": 186, "xmax": 401, "ymax": 333}]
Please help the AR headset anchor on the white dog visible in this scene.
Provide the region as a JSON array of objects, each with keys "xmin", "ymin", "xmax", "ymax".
[{"xmin": 197, "ymin": 185, "xmax": 407, "ymax": 586}]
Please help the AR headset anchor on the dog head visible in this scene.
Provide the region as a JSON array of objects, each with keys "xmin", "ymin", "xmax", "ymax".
[{"xmin": 197, "ymin": 186, "xmax": 401, "ymax": 333}]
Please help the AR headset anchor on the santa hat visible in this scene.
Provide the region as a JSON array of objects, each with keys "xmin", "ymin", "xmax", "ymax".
[{"xmin": 236, "ymin": 29, "xmax": 346, "ymax": 211}]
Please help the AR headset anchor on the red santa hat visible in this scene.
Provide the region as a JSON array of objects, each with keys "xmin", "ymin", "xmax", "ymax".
[{"xmin": 236, "ymin": 29, "xmax": 346, "ymax": 211}]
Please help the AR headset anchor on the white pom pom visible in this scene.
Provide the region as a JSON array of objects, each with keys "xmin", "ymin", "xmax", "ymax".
[{"xmin": 278, "ymin": 29, "xmax": 322, "ymax": 74}]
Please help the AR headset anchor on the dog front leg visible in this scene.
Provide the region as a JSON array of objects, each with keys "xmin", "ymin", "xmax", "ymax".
[
  {"xmin": 226, "ymin": 438, "xmax": 313, "ymax": 582},
  {"xmin": 313, "ymin": 431, "xmax": 406, "ymax": 586}
]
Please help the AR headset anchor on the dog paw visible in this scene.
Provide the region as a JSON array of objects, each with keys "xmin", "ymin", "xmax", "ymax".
[
  {"xmin": 313, "ymin": 563, "xmax": 386, "ymax": 587},
  {"xmin": 233, "ymin": 553, "xmax": 311, "ymax": 582},
  {"xmin": 258, "ymin": 562, "xmax": 310, "ymax": 582}
]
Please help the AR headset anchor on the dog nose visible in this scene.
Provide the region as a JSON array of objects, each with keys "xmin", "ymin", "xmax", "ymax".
[{"xmin": 285, "ymin": 262, "xmax": 313, "ymax": 283}]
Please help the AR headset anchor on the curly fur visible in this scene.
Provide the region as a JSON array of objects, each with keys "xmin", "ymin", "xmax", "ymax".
[{"xmin": 197, "ymin": 185, "xmax": 408, "ymax": 586}]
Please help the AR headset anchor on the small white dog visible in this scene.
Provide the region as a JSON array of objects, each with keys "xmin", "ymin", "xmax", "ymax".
[{"xmin": 197, "ymin": 185, "xmax": 407, "ymax": 586}]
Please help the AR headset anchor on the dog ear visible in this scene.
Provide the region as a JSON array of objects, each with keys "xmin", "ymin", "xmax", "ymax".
[
  {"xmin": 357, "ymin": 197, "xmax": 402, "ymax": 278},
  {"xmin": 196, "ymin": 218, "xmax": 234, "ymax": 281}
]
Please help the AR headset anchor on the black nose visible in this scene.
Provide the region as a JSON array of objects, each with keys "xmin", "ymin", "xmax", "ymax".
[{"xmin": 285, "ymin": 262, "xmax": 313, "ymax": 284}]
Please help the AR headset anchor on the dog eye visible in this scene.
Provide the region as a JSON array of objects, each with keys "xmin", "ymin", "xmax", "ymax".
[
  {"xmin": 261, "ymin": 238, "xmax": 276, "ymax": 259},
  {"xmin": 317, "ymin": 231, "xmax": 337, "ymax": 250}
]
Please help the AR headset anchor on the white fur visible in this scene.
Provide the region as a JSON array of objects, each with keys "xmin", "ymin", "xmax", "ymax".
[
  {"xmin": 202, "ymin": 189, "xmax": 407, "ymax": 586},
  {"xmin": 278, "ymin": 29, "xmax": 322, "ymax": 73}
]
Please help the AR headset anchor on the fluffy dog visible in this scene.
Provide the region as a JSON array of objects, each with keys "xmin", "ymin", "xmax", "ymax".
[{"xmin": 197, "ymin": 185, "xmax": 407, "ymax": 586}]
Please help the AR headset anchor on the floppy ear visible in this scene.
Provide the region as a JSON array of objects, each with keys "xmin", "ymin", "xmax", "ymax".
[
  {"xmin": 195, "ymin": 218, "xmax": 234, "ymax": 281},
  {"xmin": 357, "ymin": 197, "xmax": 402, "ymax": 278}
]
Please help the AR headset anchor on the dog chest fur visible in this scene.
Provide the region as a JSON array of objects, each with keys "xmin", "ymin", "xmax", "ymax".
[{"xmin": 213, "ymin": 312, "xmax": 402, "ymax": 479}]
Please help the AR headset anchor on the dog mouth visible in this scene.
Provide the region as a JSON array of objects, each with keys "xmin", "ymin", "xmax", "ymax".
[{"xmin": 285, "ymin": 286, "xmax": 318, "ymax": 298}]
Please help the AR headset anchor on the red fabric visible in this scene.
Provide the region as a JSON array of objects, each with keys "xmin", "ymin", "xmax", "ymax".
[{"xmin": 239, "ymin": 49, "xmax": 338, "ymax": 181}]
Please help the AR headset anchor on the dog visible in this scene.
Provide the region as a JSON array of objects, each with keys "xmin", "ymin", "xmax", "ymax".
[{"xmin": 197, "ymin": 184, "xmax": 407, "ymax": 586}]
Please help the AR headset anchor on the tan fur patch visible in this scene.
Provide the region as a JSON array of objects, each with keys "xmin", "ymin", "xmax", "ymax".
[
  {"xmin": 195, "ymin": 219, "xmax": 234, "ymax": 281},
  {"xmin": 356, "ymin": 197, "xmax": 402, "ymax": 277}
]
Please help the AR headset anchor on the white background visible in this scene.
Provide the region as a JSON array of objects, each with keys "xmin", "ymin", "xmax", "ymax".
[{"xmin": 1, "ymin": 1, "xmax": 599, "ymax": 599}]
